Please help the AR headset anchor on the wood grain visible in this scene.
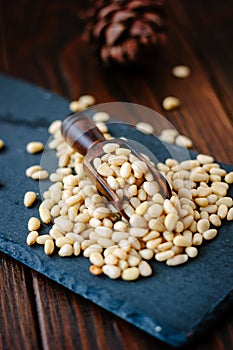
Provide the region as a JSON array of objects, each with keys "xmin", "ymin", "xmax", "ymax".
[
  {"xmin": 0, "ymin": 0, "xmax": 233, "ymax": 349},
  {"xmin": 0, "ymin": 253, "xmax": 41, "ymax": 350}
]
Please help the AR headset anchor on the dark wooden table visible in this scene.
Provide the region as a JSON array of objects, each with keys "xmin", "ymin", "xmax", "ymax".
[{"xmin": 1, "ymin": 1, "xmax": 233, "ymax": 349}]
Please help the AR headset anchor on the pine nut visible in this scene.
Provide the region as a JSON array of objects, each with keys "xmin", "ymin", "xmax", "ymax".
[
  {"xmin": 138, "ymin": 261, "xmax": 152, "ymax": 277},
  {"xmin": 93, "ymin": 112, "xmax": 110, "ymax": 122},
  {"xmin": 209, "ymin": 214, "xmax": 221, "ymax": 227},
  {"xmin": 48, "ymin": 120, "xmax": 61, "ymax": 134},
  {"xmin": 192, "ymin": 233, "xmax": 203, "ymax": 246},
  {"xmin": 24, "ymin": 191, "xmax": 37, "ymax": 207},
  {"xmin": 203, "ymin": 229, "xmax": 218, "ymax": 240},
  {"xmin": 162, "ymin": 96, "xmax": 180, "ymax": 111},
  {"xmin": 185, "ymin": 246, "xmax": 198, "ymax": 258},
  {"xmin": 89, "ymin": 265, "xmax": 102, "ymax": 275},
  {"xmin": 175, "ymin": 135, "xmax": 193, "ymax": 149},
  {"xmin": 172, "ymin": 65, "xmax": 191, "ymax": 78},
  {"xmin": 58, "ymin": 244, "xmax": 73, "ymax": 257},
  {"xmin": 26, "ymin": 141, "xmax": 44, "ymax": 154},
  {"xmin": 89, "ymin": 252, "xmax": 104, "ymax": 266},
  {"xmin": 0, "ymin": 139, "xmax": 4, "ymax": 150},
  {"xmin": 136, "ymin": 122, "xmax": 154, "ymax": 135},
  {"xmin": 74, "ymin": 241, "xmax": 81, "ymax": 256},
  {"xmin": 217, "ymin": 204, "xmax": 228, "ymax": 219},
  {"xmin": 97, "ymin": 163, "xmax": 113, "ymax": 177},
  {"xmin": 147, "ymin": 204, "xmax": 163, "ymax": 218},
  {"xmin": 196, "ymin": 154, "xmax": 214, "ymax": 164},
  {"xmin": 197, "ymin": 219, "xmax": 210, "ymax": 234},
  {"xmin": 164, "ymin": 213, "xmax": 178, "ymax": 231},
  {"xmin": 26, "ymin": 231, "xmax": 39, "ymax": 246},
  {"xmin": 54, "ymin": 216, "xmax": 73, "ymax": 233},
  {"xmin": 166, "ymin": 254, "xmax": 188, "ymax": 266},
  {"xmin": 122, "ymin": 267, "xmax": 140, "ymax": 281},
  {"xmin": 227, "ymin": 208, "xmax": 233, "ymax": 220},
  {"xmin": 39, "ymin": 203, "xmax": 51, "ymax": 224},
  {"xmin": 155, "ymin": 250, "xmax": 174, "ymax": 261},
  {"xmin": 44, "ymin": 239, "xmax": 54, "ymax": 255},
  {"xmin": 173, "ymin": 235, "xmax": 191, "ymax": 247},
  {"xmin": 225, "ymin": 172, "xmax": 233, "ymax": 184},
  {"xmin": 102, "ymin": 265, "xmax": 121, "ymax": 279},
  {"xmin": 28, "ymin": 217, "xmax": 40, "ymax": 231},
  {"xmin": 139, "ymin": 249, "xmax": 154, "ymax": 260}
]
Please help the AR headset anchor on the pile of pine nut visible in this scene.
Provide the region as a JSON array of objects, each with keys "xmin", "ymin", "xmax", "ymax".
[{"xmin": 25, "ymin": 113, "xmax": 233, "ymax": 281}]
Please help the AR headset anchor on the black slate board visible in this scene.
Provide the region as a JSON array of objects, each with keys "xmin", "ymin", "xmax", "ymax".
[{"xmin": 0, "ymin": 74, "xmax": 233, "ymax": 347}]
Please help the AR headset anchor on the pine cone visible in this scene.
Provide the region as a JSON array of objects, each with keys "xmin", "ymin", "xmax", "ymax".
[{"xmin": 86, "ymin": 0, "xmax": 167, "ymax": 66}]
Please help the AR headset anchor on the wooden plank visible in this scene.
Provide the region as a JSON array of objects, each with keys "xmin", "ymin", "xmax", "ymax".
[
  {"xmin": 174, "ymin": 0, "xmax": 233, "ymax": 120},
  {"xmin": 0, "ymin": 253, "xmax": 41, "ymax": 350}
]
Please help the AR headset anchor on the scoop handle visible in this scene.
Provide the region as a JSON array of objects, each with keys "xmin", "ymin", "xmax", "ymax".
[{"xmin": 61, "ymin": 113, "xmax": 106, "ymax": 156}]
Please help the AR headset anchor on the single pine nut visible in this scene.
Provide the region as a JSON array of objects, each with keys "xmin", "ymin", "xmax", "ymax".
[
  {"xmin": 24, "ymin": 191, "xmax": 37, "ymax": 207},
  {"xmin": 44, "ymin": 239, "xmax": 54, "ymax": 255},
  {"xmin": 175, "ymin": 135, "xmax": 193, "ymax": 149},
  {"xmin": 162, "ymin": 96, "xmax": 180, "ymax": 111},
  {"xmin": 89, "ymin": 265, "xmax": 102, "ymax": 275},
  {"xmin": 203, "ymin": 229, "xmax": 218, "ymax": 240},
  {"xmin": 136, "ymin": 122, "xmax": 154, "ymax": 135},
  {"xmin": 196, "ymin": 154, "xmax": 214, "ymax": 164},
  {"xmin": 93, "ymin": 112, "xmax": 110, "ymax": 122},
  {"xmin": 26, "ymin": 141, "xmax": 44, "ymax": 154},
  {"xmin": 139, "ymin": 249, "xmax": 154, "ymax": 260},
  {"xmin": 74, "ymin": 241, "xmax": 81, "ymax": 256},
  {"xmin": 164, "ymin": 213, "xmax": 178, "ymax": 231},
  {"xmin": 103, "ymin": 143, "xmax": 119, "ymax": 153},
  {"xmin": 28, "ymin": 217, "xmax": 40, "ymax": 231},
  {"xmin": 155, "ymin": 250, "xmax": 175, "ymax": 261},
  {"xmin": 209, "ymin": 214, "xmax": 221, "ymax": 227},
  {"xmin": 54, "ymin": 216, "xmax": 73, "ymax": 233},
  {"xmin": 26, "ymin": 231, "xmax": 39, "ymax": 246},
  {"xmin": 166, "ymin": 254, "xmax": 188, "ymax": 266},
  {"xmin": 58, "ymin": 244, "xmax": 73, "ymax": 257},
  {"xmin": 185, "ymin": 246, "xmax": 198, "ymax": 258},
  {"xmin": 192, "ymin": 233, "xmax": 203, "ymax": 246},
  {"xmin": 89, "ymin": 252, "xmax": 104, "ymax": 266},
  {"xmin": 102, "ymin": 265, "xmax": 121, "ymax": 279},
  {"xmin": 227, "ymin": 208, "xmax": 233, "ymax": 221},
  {"xmin": 197, "ymin": 219, "xmax": 210, "ymax": 234},
  {"xmin": 128, "ymin": 255, "xmax": 140, "ymax": 267},
  {"xmin": 147, "ymin": 204, "xmax": 163, "ymax": 218},
  {"xmin": 0, "ymin": 139, "xmax": 4, "ymax": 150},
  {"xmin": 122, "ymin": 267, "xmax": 140, "ymax": 281},
  {"xmin": 172, "ymin": 65, "xmax": 191, "ymax": 78},
  {"xmin": 130, "ymin": 214, "xmax": 147, "ymax": 228},
  {"xmin": 97, "ymin": 163, "xmax": 113, "ymax": 177},
  {"xmin": 217, "ymin": 204, "xmax": 228, "ymax": 219},
  {"xmin": 138, "ymin": 261, "xmax": 152, "ymax": 277},
  {"xmin": 225, "ymin": 172, "xmax": 233, "ymax": 184},
  {"xmin": 48, "ymin": 120, "xmax": 61, "ymax": 134},
  {"xmin": 39, "ymin": 203, "xmax": 51, "ymax": 224}
]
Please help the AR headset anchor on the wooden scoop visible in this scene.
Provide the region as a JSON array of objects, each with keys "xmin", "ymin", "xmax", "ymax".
[{"xmin": 61, "ymin": 113, "xmax": 171, "ymax": 220}]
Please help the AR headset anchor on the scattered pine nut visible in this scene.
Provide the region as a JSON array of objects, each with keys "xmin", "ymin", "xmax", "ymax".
[
  {"xmin": 26, "ymin": 231, "xmax": 39, "ymax": 246},
  {"xmin": 175, "ymin": 135, "xmax": 193, "ymax": 149},
  {"xmin": 0, "ymin": 139, "xmax": 4, "ymax": 150},
  {"xmin": 26, "ymin": 141, "xmax": 44, "ymax": 154},
  {"xmin": 24, "ymin": 191, "xmax": 37, "ymax": 207},
  {"xmin": 44, "ymin": 239, "xmax": 55, "ymax": 255},
  {"xmin": 93, "ymin": 112, "xmax": 110, "ymax": 122},
  {"xmin": 162, "ymin": 96, "xmax": 181, "ymax": 111},
  {"xmin": 172, "ymin": 65, "xmax": 191, "ymax": 78},
  {"xmin": 90, "ymin": 265, "xmax": 103, "ymax": 275},
  {"xmin": 136, "ymin": 122, "xmax": 154, "ymax": 135},
  {"xmin": 28, "ymin": 217, "xmax": 40, "ymax": 231}
]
